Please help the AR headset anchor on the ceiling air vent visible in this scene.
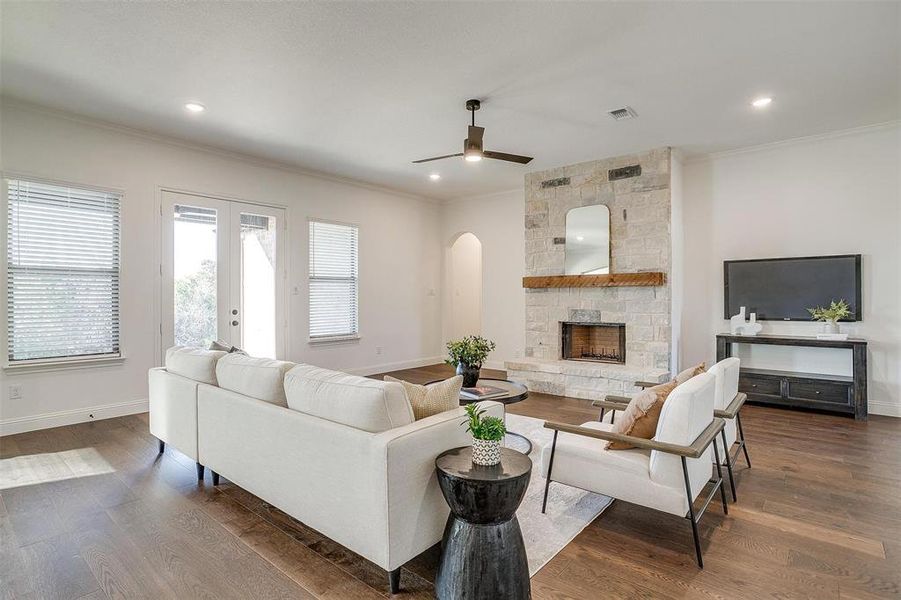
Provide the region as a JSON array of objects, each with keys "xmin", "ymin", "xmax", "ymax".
[{"xmin": 608, "ymin": 106, "xmax": 637, "ymax": 121}]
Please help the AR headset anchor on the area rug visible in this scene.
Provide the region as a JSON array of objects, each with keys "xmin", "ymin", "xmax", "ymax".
[{"xmin": 505, "ymin": 413, "xmax": 613, "ymax": 576}]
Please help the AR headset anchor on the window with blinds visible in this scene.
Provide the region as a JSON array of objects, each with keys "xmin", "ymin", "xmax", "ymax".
[
  {"xmin": 309, "ymin": 220, "xmax": 358, "ymax": 340},
  {"xmin": 6, "ymin": 179, "xmax": 121, "ymax": 363}
]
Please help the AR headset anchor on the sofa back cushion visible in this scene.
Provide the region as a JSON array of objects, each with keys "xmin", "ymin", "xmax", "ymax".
[
  {"xmin": 284, "ymin": 365, "xmax": 414, "ymax": 432},
  {"xmin": 215, "ymin": 353, "xmax": 296, "ymax": 406},
  {"xmin": 165, "ymin": 346, "xmax": 227, "ymax": 385}
]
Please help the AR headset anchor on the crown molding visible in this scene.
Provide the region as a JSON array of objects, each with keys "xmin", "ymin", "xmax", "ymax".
[
  {"xmin": 684, "ymin": 120, "xmax": 901, "ymax": 165},
  {"xmin": 0, "ymin": 96, "xmax": 441, "ymax": 204}
]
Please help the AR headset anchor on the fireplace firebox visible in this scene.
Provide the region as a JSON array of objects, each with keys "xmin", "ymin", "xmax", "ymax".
[{"xmin": 561, "ymin": 322, "xmax": 626, "ymax": 364}]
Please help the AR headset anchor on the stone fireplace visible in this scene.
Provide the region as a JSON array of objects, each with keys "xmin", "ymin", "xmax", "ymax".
[
  {"xmin": 561, "ymin": 322, "xmax": 626, "ymax": 364},
  {"xmin": 505, "ymin": 147, "xmax": 676, "ymax": 400}
]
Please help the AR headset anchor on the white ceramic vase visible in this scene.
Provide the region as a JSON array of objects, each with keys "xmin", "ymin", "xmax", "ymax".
[
  {"xmin": 471, "ymin": 438, "xmax": 502, "ymax": 466},
  {"xmin": 821, "ymin": 320, "xmax": 840, "ymax": 334}
]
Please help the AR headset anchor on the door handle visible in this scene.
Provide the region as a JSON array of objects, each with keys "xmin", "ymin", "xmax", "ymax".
[{"xmin": 232, "ymin": 320, "xmax": 239, "ymax": 326}]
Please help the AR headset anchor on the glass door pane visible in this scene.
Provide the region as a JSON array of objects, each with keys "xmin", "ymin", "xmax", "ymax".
[
  {"xmin": 238, "ymin": 212, "xmax": 277, "ymax": 358},
  {"xmin": 173, "ymin": 204, "xmax": 219, "ymax": 347}
]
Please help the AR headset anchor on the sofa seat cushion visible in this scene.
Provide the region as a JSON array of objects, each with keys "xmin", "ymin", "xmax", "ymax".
[
  {"xmin": 165, "ymin": 346, "xmax": 227, "ymax": 385},
  {"xmin": 215, "ymin": 354, "xmax": 296, "ymax": 406},
  {"xmin": 284, "ymin": 365, "xmax": 414, "ymax": 432}
]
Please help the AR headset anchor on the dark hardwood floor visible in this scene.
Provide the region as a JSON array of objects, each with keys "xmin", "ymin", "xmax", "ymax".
[{"xmin": 1, "ymin": 363, "xmax": 898, "ymax": 599}]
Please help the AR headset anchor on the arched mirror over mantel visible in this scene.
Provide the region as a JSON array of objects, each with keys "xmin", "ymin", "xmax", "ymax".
[{"xmin": 564, "ymin": 205, "xmax": 611, "ymax": 275}]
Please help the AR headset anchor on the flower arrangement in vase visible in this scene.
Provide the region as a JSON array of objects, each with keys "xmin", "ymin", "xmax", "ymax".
[
  {"xmin": 463, "ymin": 403, "xmax": 506, "ymax": 466},
  {"xmin": 446, "ymin": 335, "xmax": 496, "ymax": 387},
  {"xmin": 807, "ymin": 299, "xmax": 852, "ymax": 336}
]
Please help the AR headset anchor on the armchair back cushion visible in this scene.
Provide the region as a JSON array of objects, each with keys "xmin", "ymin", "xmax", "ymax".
[
  {"xmin": 216, "ymin": 353, "xmax": 296, "ymax": 406},
  {"xmin": 165, "ymin": 346, "xmax": 227, "ymax": 385},
  {"xmin": 708, "ymin": 357, "xmax": 740, "ymax": 411},
  {"xmin": 285, "ymin": 365, "xmax": 414, "ymax": 432},
  {"xmin": 649, "ymin": 372, "xmax": 716, "ymax": 490},
  {"xmin": 708, "ymin": 357, "xmax": 740, "ymax": 447}
]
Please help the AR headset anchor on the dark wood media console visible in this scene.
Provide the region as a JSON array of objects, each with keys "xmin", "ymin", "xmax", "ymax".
[{"xmin": 716, "ymin": 333, "xmax": 868, "ymax": 420}]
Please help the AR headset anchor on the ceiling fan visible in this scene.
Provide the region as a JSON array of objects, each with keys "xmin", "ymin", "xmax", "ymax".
[{"xmin": 412, "ymin": 99, "xmax": 533, "ymax": 165}]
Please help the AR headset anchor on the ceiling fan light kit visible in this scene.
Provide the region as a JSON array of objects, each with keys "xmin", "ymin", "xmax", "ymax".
[{"xmin": 413, "ymin": 99, "xmax": 533, "ymax": 165}]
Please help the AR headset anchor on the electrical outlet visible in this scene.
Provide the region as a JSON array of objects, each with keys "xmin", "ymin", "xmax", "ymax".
[
  {"xmin": 8, "ymin": 384, "xmax": 22, "ymax": 400},
  {"xmin": 376, "ymin": 346, "xmax": 383, "ymax": 356}
]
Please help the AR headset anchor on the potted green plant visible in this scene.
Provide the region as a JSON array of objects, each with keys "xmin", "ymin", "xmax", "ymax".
[
  {"xmin": 463, "ymin": 403, "xmax": 506, "ymax": 466},
  {"xmin": 446, "ymin": 335, "xmax": 496, "ymax": 387},
  {"xmin": 807, "ymin": 299, "xmax": 852, "ymax": 334}
]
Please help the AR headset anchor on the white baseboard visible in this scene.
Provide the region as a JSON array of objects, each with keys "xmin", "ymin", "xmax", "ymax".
[
  {"xmin": 868, "ymin": 401, "xmax": 901, "ymax": 418},
  {"xmin": 0, "ymin": 398, "xmax": 149, "ymax": 436},
  {"xmin": 345, "ymin": 356, "xmax": 445, "ymax": 377}
]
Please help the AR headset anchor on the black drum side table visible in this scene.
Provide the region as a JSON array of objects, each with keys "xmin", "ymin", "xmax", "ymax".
[{"xmin": 435, "ymin": 446, "xmax": 532, "ymax": 600}]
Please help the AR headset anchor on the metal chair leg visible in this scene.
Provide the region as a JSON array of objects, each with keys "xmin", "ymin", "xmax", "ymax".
[
  {"xmin": 721, "ymin": 430, "xmax": 737, "ymax": 502},
  {"xmin": 712, "ymin": 439, "xmax": 729, "ymax": 515},
  {"xmin": 681, "ymin": 456, "xmax": 704, "ymax": 568},
  {"xmin": 736, "ymin": 412, "xmax": 751, "ymax": 468},
  {"xmin": 196, "ymin": 463, "xmax": 205, "ymax": 481},
  {"xmin": 158, "ymin": 439, "xmax": 165, "ymax": 454},
  {"xmin": 541, "ymin": 430, "xmax": 558, "ymax": 514}
]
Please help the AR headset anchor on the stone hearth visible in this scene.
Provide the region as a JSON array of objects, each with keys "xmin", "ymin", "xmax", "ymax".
[{"xmin": 506, "ymin": 148, "xmax": 675, "ymax": 401}]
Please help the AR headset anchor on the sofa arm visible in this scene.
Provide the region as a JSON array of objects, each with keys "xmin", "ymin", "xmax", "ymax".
[{"xmin": 371, "ymin": 401, "xmax": 505, "ymax": 570}]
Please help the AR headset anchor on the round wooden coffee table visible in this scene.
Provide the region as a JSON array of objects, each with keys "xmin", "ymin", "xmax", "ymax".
[
  {"xmin": 426, "ymin": 378, "xmax": 532, "ymax": 454},
  {"xmin": 435, "ymin": 446, "xmax": 532, "ymax": 600}
]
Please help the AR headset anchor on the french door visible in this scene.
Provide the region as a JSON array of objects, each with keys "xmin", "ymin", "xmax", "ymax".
[{"xmin": 161, "ymin": 190, "xmax": 286, "ymax": 359}]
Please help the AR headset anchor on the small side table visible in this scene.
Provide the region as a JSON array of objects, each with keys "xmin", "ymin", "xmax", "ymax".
[{"xmin": 435, "ymin": 446, "xmax": 532, "ymax": 600}]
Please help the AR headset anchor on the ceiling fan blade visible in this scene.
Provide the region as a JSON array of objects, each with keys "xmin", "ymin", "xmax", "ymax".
[
  {"xmin": 412, "ymin": 153, "xmax": 464, "ymax": 164},
  {"xmin": 483, "ymin": 150, "xmax": 534, "ymax": 164}
]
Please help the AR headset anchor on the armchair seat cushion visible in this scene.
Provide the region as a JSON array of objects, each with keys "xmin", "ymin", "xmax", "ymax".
[{"xmin": 540, "ymin": 421, "xmax": 691, "ymax": 516}]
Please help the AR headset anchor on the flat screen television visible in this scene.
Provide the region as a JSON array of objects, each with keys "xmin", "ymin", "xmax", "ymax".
[{"xmin": 723, "ymin": 254, "xmax": 861, "ymax": 321}]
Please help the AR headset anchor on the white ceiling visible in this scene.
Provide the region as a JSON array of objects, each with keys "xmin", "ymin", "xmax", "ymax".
[{"xmin": 2, "ymin": 2, "xmax": 898, "ymax": 201}]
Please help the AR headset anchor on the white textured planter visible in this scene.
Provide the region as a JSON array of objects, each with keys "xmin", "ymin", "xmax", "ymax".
[
  {"xmin": 821, "ymin": 321, "xmax": 840, "ymax": 334},
  {"xmin": 471, "ymin": 438, "xmax": 502, "ymax": 466}
]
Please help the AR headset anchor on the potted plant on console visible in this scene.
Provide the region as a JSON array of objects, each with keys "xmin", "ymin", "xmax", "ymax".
[
  {"xmin": 446, "ymin": 335, "xmax": 496, "ymax": 387},
  {"xmin": 463, "ymin": 404, "xmax": 506, "ymax": 466},
  {"xmin": 807, "ymin": 299, "xmax": 851, "ymax": 339}
]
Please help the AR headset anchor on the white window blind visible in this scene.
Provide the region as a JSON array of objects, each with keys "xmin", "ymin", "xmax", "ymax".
[
  {"xmin": 6, "ymin": 179, "xmax": 121, "ymax": 363},
  {"xmin": 309, "ymin": 220, "xmax": 358, "ymax": 340}
]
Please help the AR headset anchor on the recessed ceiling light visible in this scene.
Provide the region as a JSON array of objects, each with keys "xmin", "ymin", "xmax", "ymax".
[
  {"xmin": 751, "ymin": 97, "xmax": 772, "ymax": 108},
  {"xmin": 429, "ymin": 173, "xmax": 441, "ymax": 181},
  {"xmin": 576, "ymin": 236, "xmax": 585, "ymax": 241},
  {"xmin": 184, "ymin": 102, "xmax": 206, "ymax": 113}
]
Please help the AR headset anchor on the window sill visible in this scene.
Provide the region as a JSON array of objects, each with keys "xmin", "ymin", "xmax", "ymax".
[
  {"xmin": 308, "ymin": 335, "xmax": 361, "ymax": 346},
  {"xmin": 4, "ymin": 354, "xmax": 125, "ymax": 374}
]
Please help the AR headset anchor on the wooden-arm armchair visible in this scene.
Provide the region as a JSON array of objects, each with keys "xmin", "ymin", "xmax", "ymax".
[{"xmin": 540, "ymin": 373, "xmax": 728, "ymax": 568}]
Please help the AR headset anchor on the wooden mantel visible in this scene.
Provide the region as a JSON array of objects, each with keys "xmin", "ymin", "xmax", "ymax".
[{"xmin": 522, "ymin": 272, "xmax": 666, "ymax": 289}]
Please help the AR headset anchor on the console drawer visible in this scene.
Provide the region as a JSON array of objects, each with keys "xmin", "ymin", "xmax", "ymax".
[
  {"xmin": 739, "ymin": 374, "xmax": 782, "ymax": 398},
  {"xmin": 786, "ymin": 380, "xmax": 852, "ymax": 406}
]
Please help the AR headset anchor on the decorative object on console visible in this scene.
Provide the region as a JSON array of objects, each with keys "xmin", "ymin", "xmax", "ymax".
[
  {"xmin": 808, "ymin": 299, "xmax": 851, "ymax": 339},
  {"xmin": 729, "ymin": 306, "xmax": 762, "ymax": 336},
  {"xmin": 384, "ymin": 375, "xmax": 463, "ymax": 420},
  {"xmin": 446, "ymin": 335, "xmax": 496, "ymax": 387},
  {"xmin": 463, "ymin": 403, "xmax": 506, "ymax": 466}
]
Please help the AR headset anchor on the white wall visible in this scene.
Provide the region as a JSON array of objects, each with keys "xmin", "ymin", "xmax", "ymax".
[
  {"xmin": 448, "ymin": 232, "xmax": 482, "ymax": 340},
  {"xmin": 682, "ymin": 123, "xmax": 901, "ymax": 416},
  {"xmin": 0, "ymin": 102, "xmax": 444, "ymax": 434},
  {"xmin": 440, "ymin": 189, "xmax": 525, "ymax": 370}
]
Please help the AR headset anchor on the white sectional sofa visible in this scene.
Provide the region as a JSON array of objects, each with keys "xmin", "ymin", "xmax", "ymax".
[{"xmin": 149, "ymin": 347, "xmax": 504, "ymax": 592}]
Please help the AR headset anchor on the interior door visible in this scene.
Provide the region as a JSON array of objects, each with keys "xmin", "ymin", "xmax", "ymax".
[{"xmin": 161, "ymin": 190, "xmax": 286, "ymax": 360}]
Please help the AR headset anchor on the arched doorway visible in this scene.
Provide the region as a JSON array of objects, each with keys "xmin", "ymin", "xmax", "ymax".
[{"xmin": 447, "ymin": 232, "xmax": 483, "ymax": 340}]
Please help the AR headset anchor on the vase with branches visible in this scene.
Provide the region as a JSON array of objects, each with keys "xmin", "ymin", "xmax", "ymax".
[{"xmin": 807, "ymin": 299, "xmax": 852, "ymax": 334}]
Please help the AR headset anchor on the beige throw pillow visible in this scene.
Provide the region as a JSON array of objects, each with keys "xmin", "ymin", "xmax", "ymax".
[
  {"xmin": 384, "ymin": 375, "xmax": 463, "ymax": 420},
  {"xmin": 606, "ymin": 380, "xmax": 678, "ymax": 450},
  {"xmin": 673, "ymin": 362, "xmax": 706, "ymax": 385}
]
